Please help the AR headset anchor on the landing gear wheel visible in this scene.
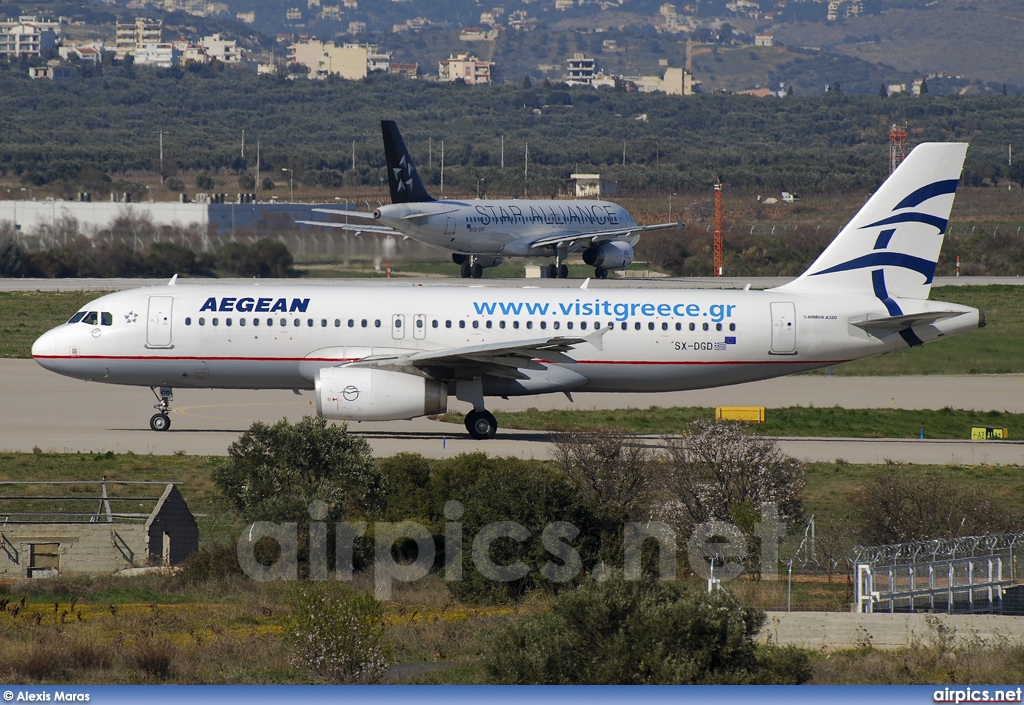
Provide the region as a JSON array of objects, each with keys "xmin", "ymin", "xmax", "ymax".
[
  {"xmin": 546, "ymin": 264, "xmax": 558, "ymax": 279},
  {"xmin": 150, "ymin": 413, "xmax": 171, "ymax": 432},
  {"xmin": 595, "ymin": 267, "xmax": 608, "ymax": 279},
  {"xmin": 461, "ymin": 262, "xmax": 472, "ymax": 278},
  {"xmin": 558, "ymin": 264, "xmax": 569, "ymax": 279},
  {"xmin": 465, "ymin": 409, "xmax": 498, "ymax": 440},
  {"xmin": 471, "ymin": 262, "xmax": 484, "ymax": 278}
]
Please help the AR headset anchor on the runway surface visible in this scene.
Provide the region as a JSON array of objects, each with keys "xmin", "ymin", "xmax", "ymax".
[{"xmin": 3, "ymin": 359, "xmax": 1022, "ymax": 464}]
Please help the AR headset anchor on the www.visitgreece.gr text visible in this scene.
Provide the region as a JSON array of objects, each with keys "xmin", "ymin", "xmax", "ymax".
[{"xmin": 471, "ymin": 299, "xmax": 738, "ymax": 323}]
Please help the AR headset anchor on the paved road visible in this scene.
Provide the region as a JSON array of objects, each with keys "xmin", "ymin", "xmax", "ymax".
[
  {"xmin": 3, "ymin": 360, "xmax": 1022, "ymax": 463},
  {"xmin": 0, "ymin": 275, "xmax": 1020, "ymax": 292}
]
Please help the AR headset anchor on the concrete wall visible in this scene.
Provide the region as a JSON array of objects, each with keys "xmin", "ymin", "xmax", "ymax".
[{"xmin": 0, "ymin": 524, "xmax": 149, "ymax": 577}]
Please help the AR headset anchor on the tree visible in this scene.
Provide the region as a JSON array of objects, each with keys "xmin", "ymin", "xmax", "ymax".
[
  {"xmin": 849, "ymin": 468, "xmax": 1014, "ymax": 545},
  {"xmin": 550, "ymin": 427, "xmax": 654, "ymax": 520},
  {"xmin": 196, "ymin": 174, "xmax": 214, "ymax": 190},
  {"xmin": 879, "ymin": 83, "xmax": 887, "ymax": 98},
  {"xmin": 238, "ymin": 173, "xmax": 256, "ymax": 190},
  {"xmin": 0, "ymin": 238, "xmax": 23, "ymax": 277},
  {"xmin": 213, "ymin": 415, "xmax": 385, "ymax": 524},
  {"xmin": 919, "ymin": 78, "xmax": 929, "ymax": 95},
  {"xmin": 483, "ymin": 575, "xmax": 810, "ymax": 684},
  {"xmin": 656, "ymin": 419, "xmax": 805, "ymax": 574}
]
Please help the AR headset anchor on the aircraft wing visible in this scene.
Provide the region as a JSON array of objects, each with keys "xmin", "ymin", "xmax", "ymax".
[
  {"xmin": 516, "ymin": 221, "xmax": 682, "ymax": 251},
  {"xmin": 345, "ymin": 329, "xmax": 607, "ymax": 380},
  {"xmin": 295, "ymin": 220, "xmax": 402, "ymax": 236},
  {"xmin": 851, "ymin": 311, "xmax": 968, "ymax": 331},
  {"xmin": 311, "ymin": 208, "xmax": 377, "ymax": 218}
]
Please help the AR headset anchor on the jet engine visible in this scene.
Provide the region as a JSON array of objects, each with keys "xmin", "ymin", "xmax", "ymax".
[
  {"xmin": 582, "ymin": 241, "xmax": 634, "ymax": 269},
  {"xmin": 315, "ymin": 367, "xmax": 447, "ymax": 421}
]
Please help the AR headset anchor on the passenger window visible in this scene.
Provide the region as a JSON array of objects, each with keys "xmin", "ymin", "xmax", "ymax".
[
  {"xmin": 635, "ymin": 322, "xmax": 641, "ymax": 331},
  {"xmin": 280, "ymin": 318, "xmax": 286, "ymax": 326},
  {"xmin": 267, "ymin": 318, "xmax": 273, "ymax": 326},
  {"xmin": 198, "ymin": 317, "xmax": 205, "ymax": 326},
  {"xmin": 307, "ymin": 319, "xmax": 313, "ymax": 327},
  {"xmin": 294, "ymin": 319, "xmax": 300, "ymax": 327},
  {"xmin": 485, "ymin": 320, "xmax": 492, "ymax": 329},
  {"xmin": 185, "ymin": 317, "xmax": 192, "ymax": 326},
  {"xmin": 621, "ymin": 322, "xmax": 627, "ymax": 330},
  {"xmin": 68, "ymin": 312, "xmax": 86, "ymax": 324},
  {"xmin": 702, "ymin": 323, "xmax": 709, "ymax": 331},
  {"xmin": 416, "ymin": 319, "xmax": 423, "ymax": 328},
  {"xmin": 213, "ymin": 318, "xmax": 219, "ymax": 326},
  {"xmin": 553, "ymin": 322, "xmax": 560, "ymax": 330},
  {"xmin": 567, "ymin": 322, "xmax": 573, "ymax": 330},
  {"xmin": 432, "ymin": 320, "xmax": 439, "ymax": 328},
  {"xmin": 513, "ymin": 321, "xmax": 520, "ymax": 329},
  {"xmin": 101, "ymin": 312, "xmax": 112, "ymax": 326},
  {"xmin": 253, "ymin": 318, "xmax": 260, "ymax": 327},
  {"xmin": 361, "ymin": 319, "xmax": 368, "ymax": 328},
  {"xmin": 729, "ymin": 323, "xmax": 736, "ymax": 331},
  {"xmin": 239, "ymin": 318, "xmax": 246, "ymax": 327},
  {"xmin": 499, "ymin": 320, "xmax": 506, "ymax": 329},
  {"xmin": 82, "ymin": 312, "xmax": 97, "ymax": 325},
  {"xmin": 662, "ymin": 322, "xmax": 668, "ymax": 331},
  {"xmin": 335, "ymin": 319, "xmax": 341, "ymax": 327},
  {"xmin": 348, "ymin": 319, "xmax": 354, "ymax": 327},
  {"xmin": 689, "ymin": 323, "xmax": 695, "ymax": 331},
  {"xmin": 581, "ymin": 322, "xmax": 588, "ymax": 330},
  {"xmin": 716, "ymin": 323, "xmax": 722, "ymax": 331},
  {"xmin": 226, "ymin": 318, "xmax": 232, "ymax": 327},
  {"xmin": 374, "ymin": 320, "xmax": 381, "ymax": 328},
  {"xmin": 526, "ymin": 321, "xmax": 533, "ymax": 329},
  {"xmin": 540, "ymin": 321, "xmax": 547, "ymax": 330},
  {"xmin": 446, "ymin": 320, "xmax": 452, "ymax": 328},
  {"xmin": 648, "ymin": 322, "xmax": 655, "ymax": 330},
  {"xmin": 322, "ymin": 319, "xmax": 327, "ymax": 327},
  {"xmin": 396, "ymin": 319, "xmax": 403, "ymax": 328},
  {"xmin": 676, "ymin": 323, "xmax": 682, "ymax": 331}
]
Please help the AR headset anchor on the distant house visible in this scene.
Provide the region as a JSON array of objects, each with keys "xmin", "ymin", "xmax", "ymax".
[
  {"xmin": 236, "ymin": 10, "xmax": 256, "ymax": 23},
  {"xmin": 201, "ymin": 33, "xmax": 242, "ymax": 63},
  {"xmin": 1, "ymin": 19, "xmax": 59, "ymax": 59},
  {"xmin": 135, "ymin": 42, "xmax": 179, "ymax": 67},
  {"xmin": 389, "ymin": 62, "xmax": 419, "ymax": 79},
  {"xmin": 289, "ymin": 40, "xmax": 390, "ymax": 79},
  {"xmin": 28, "ymin": 65, "xmax": 73, "ymax": 80},
  {"xmin": 439, "ymin": 52, "xmax": 497, "ymax": 84},
  {"xmin": 460, "ymin": 27, "xmax": 498, "ymax": 41},
  {"xmin": 571, "ymin": 173, "xmax": 618, "ymax": 198},
  {"xmin": 754, "ymin": 33, "xmax": 774, "ymax": 47}
]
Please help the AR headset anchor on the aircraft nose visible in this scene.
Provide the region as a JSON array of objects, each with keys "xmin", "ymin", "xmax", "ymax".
[{"xmin": 32, "ymin": 328, "xmax": 58, "ymax": 367}]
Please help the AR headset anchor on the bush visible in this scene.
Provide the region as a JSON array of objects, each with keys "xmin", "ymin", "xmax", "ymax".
[
  {"xmin": 483, "ymin": 575, "xmax": 777, "ymax": 684},
  {"xmin": 214, "ymin": 415, "xmax": 384, "ymax": 524},
  {"xmin": 196, "ymin": 174, "xmax": 215, "ymax": 190},
  {"xmin": 288, "ymin": 582, "xmax": 390, "ymax": 683},
  {"xmin": 238, "ymin": 173, "xmax": 256, "ymax": 190},
  {"xmin": 177, "ymin": 542, "xmax": 244, "ymax": 586}
]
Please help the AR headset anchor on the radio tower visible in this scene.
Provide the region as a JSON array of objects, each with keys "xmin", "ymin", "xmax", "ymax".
[
  {"xmin": 889, "ymin": 122, "xmax": 908, "ymax": 174},
  {"xmin": 713, "ymin": 181, "xmax": 723, "ymax": 277}
]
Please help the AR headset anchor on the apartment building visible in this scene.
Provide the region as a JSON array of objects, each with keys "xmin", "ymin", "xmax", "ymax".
[
  {"xmin": 114, "ymin": 17, "xmax": 162, "ymax": 59},
  {"xmin": 438, "ymin": 53, "xmax": 497, "ymax": 85}
]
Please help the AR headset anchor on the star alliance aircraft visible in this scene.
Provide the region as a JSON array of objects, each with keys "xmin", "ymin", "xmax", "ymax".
[
  {"xmin": 33, "ymin": 142, "xmax": 981, "ymax": 440},
  {"xmin": 300, "ymin": 120, "xmax": 679, "ymax": 279}
]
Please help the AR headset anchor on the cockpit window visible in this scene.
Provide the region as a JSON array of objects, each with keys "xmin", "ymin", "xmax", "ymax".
[
  {"xmin": 68, "ymin": 312, "xmax": 86, "ymax": 324},
  {"xmin": 81, "ymin": 312, "xmax": 98, "ymax": 325},
  {"xmin": 101, "ymin": 312, "xmax": 112, "ymax": 326}
]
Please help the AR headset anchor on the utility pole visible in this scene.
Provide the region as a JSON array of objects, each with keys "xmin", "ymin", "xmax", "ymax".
[
  {"xmin": 429, "ymin": 137, "xmax": 432, "ymax": 169},
  {"xmin": 501, "ymin": 134, "xmax": 504, "ymax": 169},
  {"xmin": 241, "ymin": 128, "xmax": 245, "ymax": 159},
  {"xmin": 440, "ymin": 140, "xmax": 444, "ymax": 194},
  {"xmin": 713, "ymin": 181, "xmax": 723, "ymax": 277},
  {"xmin": 524, "ymin": 142, "xmax": 529, "ymax": 198},
  {"xmin": 255, "ymin": 140, "xmax": 261, "ymax": 198},
  {"xmin": 351, "ymin": 140, "xmax": 356, "ymax": 171},
  {"xmin": 156, "ymin": 130, "xmax": 166, "ymax": 184}
]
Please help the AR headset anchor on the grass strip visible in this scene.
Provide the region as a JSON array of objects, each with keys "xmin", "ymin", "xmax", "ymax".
[{"xmin": 438, "ymin": 405, "xmax": 1024, "ymax": 439}]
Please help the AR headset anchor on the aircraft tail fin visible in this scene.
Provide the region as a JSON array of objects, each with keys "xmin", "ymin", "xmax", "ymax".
[
  {"xmin": 381, "ymin": 120, "xmax": 434, "ymax": 204},
  {"xmin": 773, "ymin": 142, "xmax": 968, "ymax": 301}
]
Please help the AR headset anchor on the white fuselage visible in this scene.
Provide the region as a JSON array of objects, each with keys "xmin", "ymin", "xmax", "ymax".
[
  {"xmin": 32, "ymin": 282, "xmax": 979, "ymax": 397},
  {"xmin": 374, "ymin": 199, "xmax": 638, "ymax": 256}
]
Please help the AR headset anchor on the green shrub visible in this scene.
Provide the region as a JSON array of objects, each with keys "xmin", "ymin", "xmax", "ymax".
[
  {"xmin": 484, "ymin": 575, "xmax": 773, "ymax": 684},
  {"xmin": 287, "ymin": 582, "xmax": 390, "ymax": 683}
]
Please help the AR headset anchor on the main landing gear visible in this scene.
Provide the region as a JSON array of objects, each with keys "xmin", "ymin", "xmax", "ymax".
[
  {"xmin": 594, "ymin": 266, "xmax": 609, "ymax": 279},
  {"xmin": 459, "ymin": 256, "xmax": 485, "ymax": 279},
  {"xmin": 150, "ymin": 386, "xmax": 173, "ymax": 432},
  {"xmin": 464, "ymin": 409, "xmax": 497, "ymax": 440},
  {"xmin": 546, "ymin": 263, "xmax": 570, "ymax": 279}
]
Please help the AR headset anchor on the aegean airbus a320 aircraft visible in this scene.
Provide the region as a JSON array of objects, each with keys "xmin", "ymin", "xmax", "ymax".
[
  {"xmin": 300, "ymin": 120, "xmax": 678, "ymax": 279},
  {"xmin": 33, "ymin": 142, "xmax": 981, "ymax": 440}
]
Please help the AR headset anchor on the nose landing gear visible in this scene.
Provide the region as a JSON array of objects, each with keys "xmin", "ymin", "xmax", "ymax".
[{"xmin": 150, "ymin": 386, "xmax": 173, "ymax": 432}]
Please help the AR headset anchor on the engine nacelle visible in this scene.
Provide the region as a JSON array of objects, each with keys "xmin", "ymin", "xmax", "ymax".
[
  {"xmin": 315, "ymin": 367, "xmax": 447, "ymax": 421},
  {"xmin": 475, "ymin": 256, "xmax": 504, "ymax": 269},
  {"xmin": 582, "ymin": 241, "xmax": 634, "ymax": 269}
]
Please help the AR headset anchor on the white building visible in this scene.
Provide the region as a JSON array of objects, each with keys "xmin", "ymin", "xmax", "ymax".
[
  {"xmin": 566, "ymin": 53, "xmax": 595, "ymax": 85},
  {"xmin": 289, "ymin": 40, "xmax": 389, "ymax": 79},
  {"xmin": 438, "ymin": 53, "xmax": 497, "ymax": 85},
  {"xmin": 201, "ymin": 33, "xmax": 242, "ymax": 63},
  {"xmin": 135, "ymin": 42, "xmax": 179, "ymax": 67},
  {"xmin": 114, "ymin": 18, "xmax": 161, "ymax": 59},
  {"xmin": 0, "ymin": 21, "xmax": 58, "ymax": 58}
]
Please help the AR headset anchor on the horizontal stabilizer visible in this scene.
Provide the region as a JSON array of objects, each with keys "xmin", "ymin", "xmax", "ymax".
[{"xmin": 851, "ymin": 310, "xmax": 967, "ymax": 331}]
